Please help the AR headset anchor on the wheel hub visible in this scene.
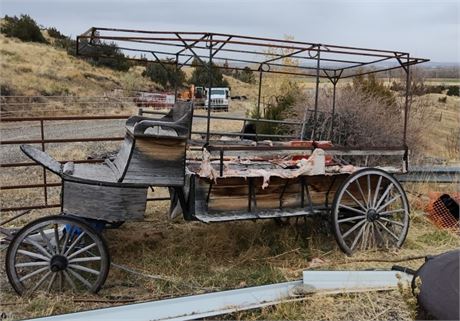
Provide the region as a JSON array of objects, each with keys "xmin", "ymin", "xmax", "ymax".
[
  {"xmin": 366, "ymin": 209, "xmax": 379, "ymax": 222},
  {"xmin": 50, "ymin": 255, "xmax": 68, "ymax": 272}
]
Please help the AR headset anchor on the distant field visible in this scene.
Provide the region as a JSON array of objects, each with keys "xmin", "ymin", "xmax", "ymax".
[{"xmin": 424, "ymin": 78, "xmax": 460, "ymax": 85}]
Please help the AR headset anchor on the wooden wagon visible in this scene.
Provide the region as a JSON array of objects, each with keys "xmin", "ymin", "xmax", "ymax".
[{"xmin": 4, "ymin": 29, "xmax": 428, "ymax": 295}]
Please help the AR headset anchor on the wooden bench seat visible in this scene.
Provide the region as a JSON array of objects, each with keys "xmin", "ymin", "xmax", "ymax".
[
  {"xmin": 20, "ymin": 102, "xmax": 193, "ymax": 222},
  {"xmin": 21, "ymin": 101, "xmax": 193, "ymax": 187}
]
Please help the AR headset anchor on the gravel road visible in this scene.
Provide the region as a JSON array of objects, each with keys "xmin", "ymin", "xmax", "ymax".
[{"xmin": 1, "ymin": 119, "xmax": 126, "ymax": 164}]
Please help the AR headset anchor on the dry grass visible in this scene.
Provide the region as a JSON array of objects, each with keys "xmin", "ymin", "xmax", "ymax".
[
  {"xmin": 0, "ymin": 35, "xmax": 157, "ymax": 98},
  {"xmin": 1, "ymin": 198, "xmax": 458, "ymax": 320}
]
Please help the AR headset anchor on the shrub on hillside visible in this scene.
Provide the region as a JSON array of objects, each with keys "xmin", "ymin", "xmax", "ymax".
[
  {"xmin": 189, "ymin": 58, "xmax": 229, "ymax": 87},
  {"xmin": 233, "ymin": 67, "xmax": 255, "ymax": 84},
  {"xmin": 142, "ymin": 59, "xmax": 186, "ymax": 89},
  {"xmin": 47, "ymin": 27, "xmax": 66, "ymax": 39},
  {"xmin": 248, "ymin": 81, "xmax": 300, "ymax": 138},
  {"xmin": 1, "ymin": 14, "xmax": 47, "ymax": 43},
  {"xmin": 77, "ymin": 37, "xmax": 131, "ymax": 71},
  {"xmin": 446, "ymin": 86, "xmax": 459, "ymax": 97}
]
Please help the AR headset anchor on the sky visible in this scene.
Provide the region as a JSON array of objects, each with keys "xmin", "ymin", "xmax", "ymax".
[{"xmin": 0, "ymin": 0, "xmax": 459, "ymax": 63}]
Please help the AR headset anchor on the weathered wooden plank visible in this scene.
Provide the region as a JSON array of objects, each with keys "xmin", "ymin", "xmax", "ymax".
[
  {"xmin": 62, "ymin": 180, "xmax": 147, "ymax": 222},
  {"xmin": 113, "ymin": 135, "xmax": 134, "ymax": 181},
  {"xmin": 122, "ymin": 137, "xmax": 187, "ymax": 186},
  {"xmin": 192, "ymin": 174, "xmax": 350, "ymax": 215},
  {"xmin": 20, "ymin": 145, "xmax": 62, "ymax": 175},
  {"xmin": 69, "ymin": 163, "xmax": 118, "ymax": 183}
]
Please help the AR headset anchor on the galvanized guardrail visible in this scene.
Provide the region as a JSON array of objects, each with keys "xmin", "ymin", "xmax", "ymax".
[{"xmin": 397, "ymin": 166, "xmax": 460, "ymax": 183}]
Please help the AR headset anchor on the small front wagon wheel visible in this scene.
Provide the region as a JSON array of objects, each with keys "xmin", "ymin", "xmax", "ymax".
[
  {"xmin": 332, "ymin": 168, "xmax": 410, "ymax": 255},
  {"xmin": 5, "ymin": 215, "xmax": 110, "ymax": 296}
]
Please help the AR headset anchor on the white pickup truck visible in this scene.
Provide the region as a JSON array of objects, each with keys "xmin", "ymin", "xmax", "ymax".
[{"xmin": 204, "ymin": 87, "xmax": 230, "ymax": 112}]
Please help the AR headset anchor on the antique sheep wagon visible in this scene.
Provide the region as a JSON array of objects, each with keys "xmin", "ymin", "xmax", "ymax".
[{"xmin": 4, "ymin": 29, "xmax": 428, "ymax": 295}]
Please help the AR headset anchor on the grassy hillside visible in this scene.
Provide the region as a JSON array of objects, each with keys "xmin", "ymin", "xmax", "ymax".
[{"xmin": 0, "ymin": 34, "xmax": 157, "ymax": 97}]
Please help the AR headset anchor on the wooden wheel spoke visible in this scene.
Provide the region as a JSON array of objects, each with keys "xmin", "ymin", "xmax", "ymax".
[
  {"xmin": 68, "ymin": 264, "xmax": 100, "ymax": 276},
  {"xmin": 19, "ymin": 266, "xmax": 49, "ymax": 282},
  {"xmin": 28, "ymin": 271, "xmax": 52, "ymax": 294},
  {"xmin": 339, "ymin": 204, "xmax": 366, "ymax": 215},
  {"xmin": 24, "ymin": 237, "xmax": 52, "ymax": 258},
  {"xmin": 344, "ymin": 190, "xmax": 367, "ymax": 212},
  {"xmin": 39, "ymin": 229, "xmax": 56, "ymax": 255},
  {"xmin": 64, "ymin": 231, "xmax": 86, "ymax": 256},
  {"xmin": 342, "ymin": 219, "xmax": 367, "ymax": 239},
  {"xmin": 46, "ymin": 273, "xmax": 57, "ymax": 293},
  {"xmin": 379, "ymin": 217, "xmax": 404, "ymax": 227},
  {"xmin": 338, "ymin": 215, "xmax": 366, "ymax": 224},
  {"xmin": 376, "ymin": 221, "xmax": 400, "ymax": 241},
  {"xmin": 53, "ymin": 225, "xmax": 61, "ymax": 254},
  {"xmin": 350, "ymin": 223, "xmax": 367, "ymax": 251},
  {"xmin": 354, "ymin": 179, "xmax": 368, "ymax": 208},
  {"xmin": 379, "ymin": 209, "xmax": 406, "ymax": 216},
  {"xmin": 59, "ymin": 271, "xmax": 63, "ymax": 292},
  {"xmin": 372, "ymin": 176, "xmax": 382, "ymax": 208},
  {"xmin": 67, "ymin": 243, "xmax": 97, "ymax": 260},
  {"xmin": 366, "ymin": 175, "xmax": 372, "ymax": 208},
  {"xmin": 67, "ymin": 268, "xmax": 93, "ymax": 289},
  {"xmin": 69, "ymin": 256, "xmax": 101, "ymax": 263},
  {"xmin": 17, "ymin": 249, "xmax": 50, "ymax": 262},
  {"xmin": 375, "ymin": 183, "xmax": 394, "ymax": 210},
  {"xmin": 374, "ymin": 222, "xmax": 385, "ymax": 244},
  {"xmin": 376, "ymin": 194, "xmax": 401, "ymax": 213},
  {"xmin": 62, "ymin": 270, "xmax": 77, "ymax": 291},
  {"xmin": 15, "ymin": 261, "xmax": 49, "ymax": 268},
  {"xmin": 60, "ymin": 226, "xmax": 72, "ymax": 255}
]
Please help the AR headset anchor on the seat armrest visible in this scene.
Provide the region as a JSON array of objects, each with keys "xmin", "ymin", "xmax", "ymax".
[
  {"xmin": 20, "ymin": 145, "xmax": 62, "ymax": 175},
  {"xmin": 133, "ymin": 120, "xmax": 187, "ymax": 137}
]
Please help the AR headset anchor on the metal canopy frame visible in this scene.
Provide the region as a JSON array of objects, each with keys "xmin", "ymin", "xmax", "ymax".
[{"xmin": 76, "ymin": 27, "xmax": 429, "ymax": 147}]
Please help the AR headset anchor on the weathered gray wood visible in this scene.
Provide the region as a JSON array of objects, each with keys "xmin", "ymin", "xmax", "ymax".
[
  {"xmin": 62, "ymin": 180, "xmax": 147, "ymax": 222},
  {"xmin": 113, "ymin": 135, "xmax": 134, "ymax": 181},
  {"xmin": 20, "ymin": 145, "xmax": 62, "ymax": 174},
  {"xmin": 206, "ymin": 148, "xmax": 405, "ymax": 159},
  {"xmin": 192, "ymin": 174, "xmax": 349, "ymax": 217},
  {"xmin": 195, "ymin": 208, "xmax": 324, "ymax": 223},
  {"xmin": 122, "ymin": 136, "xmax": 187, "ymax": 186},
  {"xmin": 68, "ymin": 163, "xmax": 118, "ymax": 183}
]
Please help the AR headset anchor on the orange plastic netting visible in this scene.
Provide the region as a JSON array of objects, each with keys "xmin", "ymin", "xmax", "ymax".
[{"xmin": 426, "ymin": 192, "xmax": 460, "ymax": 231}]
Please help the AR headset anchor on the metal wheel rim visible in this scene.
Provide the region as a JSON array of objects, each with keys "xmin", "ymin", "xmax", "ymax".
[
  {"xmin": 332, "ymin": 168, "xmax": 410, "ymax": 255},
  {"xmin": 6, "ymin": 215, "xmax": 109, "ymax": 296}
]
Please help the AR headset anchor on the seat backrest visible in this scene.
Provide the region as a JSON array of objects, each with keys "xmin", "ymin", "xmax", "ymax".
[{"xmin": 111, "ymin": 101, "xmax": 193, "ymax": 186}]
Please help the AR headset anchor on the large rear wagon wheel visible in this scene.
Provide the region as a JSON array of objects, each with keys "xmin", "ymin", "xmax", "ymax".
[
  {"xmin": 5, "ymin": 215, "xmax": 110, "ymax": 296},
  {"xmin": 331, "ymin": 168, "xmax": 410, "ymax": 255}
]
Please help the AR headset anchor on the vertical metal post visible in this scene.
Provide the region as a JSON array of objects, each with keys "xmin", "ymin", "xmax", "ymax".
[
  {"xmin": 40, "ymin": 120, "xmax": 48, "ymax": 206},
  {"xmin": 256, "ymin": 67, "xmax": 263, "ymax": 141},
  {"xmin": 174, "ymin": 53, "xmax": 179, "ymax": 103},
  {"xmin": 311, "ymin": 45, "xmax": 321, "ymax": 140},
  {"xmin": 403, "ymin": 57, "xmax": 410, "ymax": 147},
  {"xmin": 206, "ymin": 35, "xmax": 213, "ymax": 144},
  {"xmin": 257, "ymin": 67, "xmax": 263, "ymax": 117},
  {"xmin": 403, "ymin": 55, "xmax": 411, "ymax": 171},
  {"xmin": 330, "ymin": 71, "xmax": 337, "ymax": 141}
]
